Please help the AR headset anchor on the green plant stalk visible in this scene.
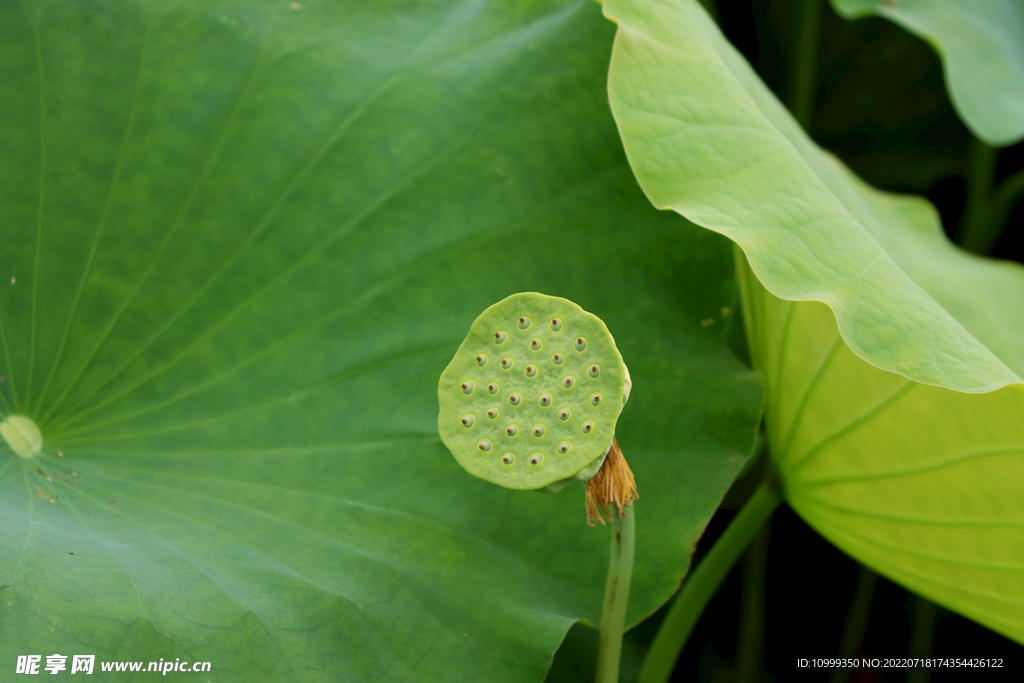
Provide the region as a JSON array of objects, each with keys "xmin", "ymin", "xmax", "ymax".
[
  {"xmin": 790, "ymin": 0, "xmax": 823, "ymax": 131},
  {"xmin": 907, "ymin": 596, "xmax": 938, "ymax": 683},
  {"xmin": 596, "ymin": 505, "xmax": 636, "ymax": 683},
  {"xmin": 829, "ymin": 566, "xmax": 878, "ymax": 683},
  {"xmin": 734, "ymin": 520, "xmax": 772, "ymax": 683},
  {"xmin": 696, "ymin": 0, "xmax": 719, "ymax": 25},
  {"xmin": 960, "ymin": 138, "xmax": 997, "ymax": 254},
  {"xmin": 990, "ymin": 169, "xmax": 1024, "ymax": 246},
  {"xmin": 638, "ymin": 481, "xmax": 783, "ymax": 683}
]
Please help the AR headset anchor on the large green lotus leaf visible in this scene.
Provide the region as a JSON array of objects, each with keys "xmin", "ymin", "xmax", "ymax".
[
  {"xmin": 831, "ymin": 0, "xmax": 1024, "ymax": 147},
  {"xmin": 603, "ymin": 0, "xmax": 1021, "ymax": 394},
  {"xmin": 603, "ymin": 0, "xmax": 1024, "ymax": 643},
  {"xmin": 0, "ymin": 0, "xmax": 763, "ymax": 680}
]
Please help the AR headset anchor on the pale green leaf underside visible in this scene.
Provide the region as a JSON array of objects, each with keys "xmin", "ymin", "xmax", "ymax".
[
  {"xmin": 604, "ymin": 0, "xmax": 1024, "ymax": 643},
  {"xmin": 739, "ymin": 260, "xmax": 1024, "ymax": 644},
  {"xmin": 0, "ymin": 0, "xmax": 763, "ymax": 680},
  {"xmin": 832, "ymin": 0, "xmax": 1024, "ymax": 147},
  {"xmin": 604, "ymin": 0, "xmax": 1024, "ymax": 393}
]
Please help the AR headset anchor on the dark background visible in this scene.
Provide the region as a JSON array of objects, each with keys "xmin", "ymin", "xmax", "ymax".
[{"xmin": 547, "ymin": 1, "xmax": 1024, "ymax": 681}]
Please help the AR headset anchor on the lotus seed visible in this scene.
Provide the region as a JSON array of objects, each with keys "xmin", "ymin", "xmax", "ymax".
[
  {"xmin": 479, "ymin": 440, "xmax": 492, "ymax": 451},
  {"xmin": 557, "ymin": 442, "xmax": 572, "ymax": 454},
  {"xmin": 533, "ymin": 424, "xmax": 545, "ymax": 437},
  {"xmin": 509, "ymin": 393, "xmax": 522, "ymax": 406},
  {"xmin": 582, "ymin": 421, "xmax": 593, "ymax": 434},
  {"xmin": 502, "ymin": 453, "xmax": 515, "ymax": 465},
  {"xmin": 539, "ymin": 393, "xmax": 552, "ymax": 407},
  {"xmin": 590, "ymin": 393, "xmax": 601, "ymax": 406},
  {"xmin": 494, "ymin": 332, "xmax": 507, "ymax": 344},
  {"xmin": 487, "ymin": 408, "xmax": 498, "ymax": 419},
  {"xmin": 518, "ymin": 317, "xmax": 532, "ymax": 330},
  {"xmin": 462, "ymin": 415, "xmax": 475, "ymax": 428},
  {"xmin": 477, "ymin": 354, "xmax": 488, "ymax": 366},
  {"xmin": 462, "ymin": 380, "xmax": 475, "ymax": 395},
  {"xmin": 506, "ymin": 424, "xmax": 519, "ymax": 437},
  {"xmin": 552, "ymin": 353, "xmax": 564, "ymax": 365},
  {"xmin": 529, "ymin": 453, "xmax": 543, "ymax": 465},
  {"xmin": 550, "ymin": 318, "xmax": 562, "ymax": 331},
  {"xmin": 488, "ymin": 382, "xmax": 499, "ymax": 394},
  {"xmin": 574, "ymin": 337, "xmax": 587, "ymax": 352},
  {"xmin": 500, "ymin": 358, "xmax": 513, "ymax": 369},
  {"xmin": 588, "ymin": 364, "xmax": 600, "ymax": 378},
  {"xmin": 562, "ymin": 376, "xmax": 575, "ymax": 389},
  {"xmin": 525, "ymin": 365, "xmax": 537, "ymax": 378},
  {"xmin": 558, "ymin": 408, "xmax": 571, "ymax": 421},
  {"xmin": 530, "ymin": 339, "xmax": 542, "ymax": 350}
]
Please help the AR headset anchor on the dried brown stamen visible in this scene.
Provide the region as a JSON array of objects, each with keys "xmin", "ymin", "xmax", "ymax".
[{"xmin": 585, "ymin": 438, "xmax": 638, "ymax": 526}]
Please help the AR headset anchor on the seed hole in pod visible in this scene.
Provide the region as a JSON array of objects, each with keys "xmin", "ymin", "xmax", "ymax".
[
  {"xmin": 582, "ymin": 421, "xmax": 593, "ymax": 434},
  {"xmin": 488, "ymin": 383, "xmax": 498, "ymax": 394},
  {"xmin": 505, "ymin": 424, "xmax": 518, "ymax": 437},
  {"xmin": 533, "ymin": 424, "xmax": 545, "ymax": 437},
  {"xmin": 530, "ymin": 339, "xmax": 542, "ymax": 351},
  {"xmin": 461, "ymin": 415, "xmax": 474, "ymax": 428},
  {"xmin": 557, "ymin": 442, "xmax": 572, "ymax": 454},
  {"xmin": 509, "ymin": 393, "xmax": 522, "ymax": 406},
  {"xmin": 550, "ymin": 319, "xmax": 562, "ymax": 332},
  {"xmin": 525, "ymin": 365, "xmax": 537, "ymax": 378},
  {"xmin": 502, "ymin": 453, "xmax": 515, "ymax": 465},
  {"xmin": 558, "ymin": 408, "xmax": 571, "ymax": 421},
  {"xmin": 529, "ymin": 453, "xmax": 543, "ymax": 465},
  {"xmin": 574, "ymin": 337, "xmax": 587, "ymax": 352},
  {"xmin": 500, "ymin": 358, "xmax": 513, "ymax": 370},
  {"xmin": 539, "ymin": 393, "xmax": 552, "ymax": 407},
  {"xmin": 552, "ymin": 353, "xmax": 564, "ymax": 365},
  {"xmin": 590, "ymin": 393, "xmax": 601, "ymax": 406},
  {"xmin": 461, "ymin": 381, "xmax": 474, "ymax": 395},
  {"xmin": 562, "ymin": 376, "xmax": 575, "ymax": 389},
  {"xmin": 494, "ymin": 332, "xmax": 507, "ymax": 344},
  {"xmin": 588, "ymin": 364, "xmax": 600, "ymax": 378},
  {"xmin": 478, "ymin": 440, "xmax": 492, "ymax": 452},
  {"xmin": 487, "ymin": 408, "xmax": 498, "ymax": 419},
  {"xmin": 476, "ymin": 354, "xmax": 488, "ymax": 367},
  {"xmin": 518, "ymin": 317, "xmax": 531, "ymax": 330}
]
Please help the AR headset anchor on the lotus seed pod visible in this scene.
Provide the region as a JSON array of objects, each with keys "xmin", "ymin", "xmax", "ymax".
[{"xmin": 438, "ymin": 292, "xmax": 629, "ymax": 490}]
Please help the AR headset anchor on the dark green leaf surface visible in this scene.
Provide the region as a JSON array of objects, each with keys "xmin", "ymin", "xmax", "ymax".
[
  {"xmin": 832, "ymin": 0, "xmax": 1024, "ymax": 147},
  {"xmin": 0, "ymin": 1, "xmax": 762, "ymax": 680},
  {"xmin": 604, "ymin": 0, "xmax": 1024, "ymax": 643}
]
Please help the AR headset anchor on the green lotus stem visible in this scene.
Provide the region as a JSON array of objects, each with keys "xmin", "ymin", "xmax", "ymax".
[
  {"xmin": 638, "ymin": 480, "xmax": 782, "ymax": 683},
  {"xmin": 991, "ymin": 169, "xmax": 1024, "ymax": 242},
  {"xmin": 960, "ymin": 138, "xmax": 997, "ymax": 254},
  {"xmin": 907, "ymin": 596, "xmax": 938, "ymax": 683},
  {"xmin": 595, "ymin": 504, "xmax": 636, "ymax": 683},
  {"xmin": 828, "ymin": 566, "xmax": 877, "ymax": 683},
  {"xmin": 696, "ymin": 0, "xmax": 719, "ymax": 25},
  {"xmin": 734, "ymin": 520, "xmax": 772, "ymax": 683},
  {"xmin": 790, "ymin": 0, "xmax": 822, "ymax": 131}
]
